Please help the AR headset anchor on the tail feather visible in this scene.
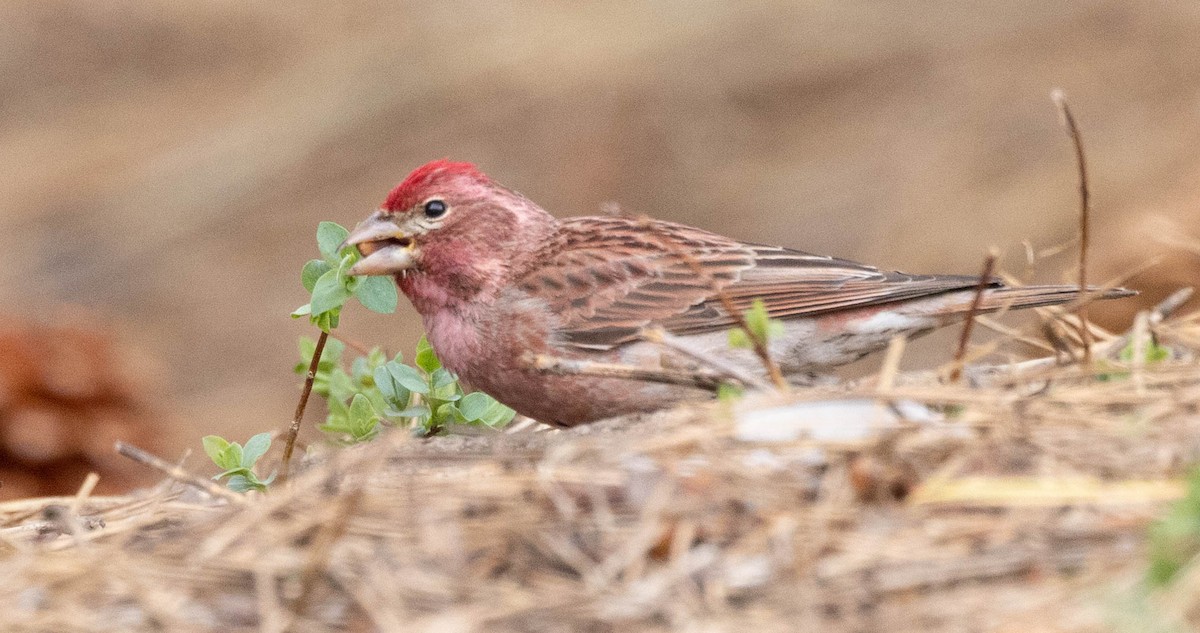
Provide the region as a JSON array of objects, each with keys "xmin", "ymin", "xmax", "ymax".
[{"xmin": 975, "ymin": 285, "xmax": 1136, "ymax": 313}]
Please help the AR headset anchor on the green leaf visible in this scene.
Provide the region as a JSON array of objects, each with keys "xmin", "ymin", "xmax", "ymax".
[
  {"xmin": 386, "ymin": 362, "xmax": 430, "ymax": 394},
  {"xmin": 729, "ymin": 299, "xmax": 784, "ymax": 348},
  {"xmin": 240, "ymin": 432, "xmax": 271, "ymax": 468},
  {"xmin": 298, "ymin": 336, "xmax": 316, "ymax": 360},
  {"xmin": 202, "ymin": 436, "xmax": 231, "ymax": 468},
  {"xmin": 347, "ymin": 393, "xmax": 378, "ymax": 440},
  {"xmin": 322, "ymin": 337, "xmax": 345, "ymax": 363},
  {"xmin": 453, "ymin": 392, "xmax": 516, "ymax": 427},
  {"xmin": 302, "ymin": 259, "xmax": 332, "ymax": 292},
  {"xmin": 478, "ymin": 400, "xmax": 516, "ymax": 427},
  {"xmin": 226, "ymin": 474, "xmax": 264, "ymax": 493},
  {"xmin": 215, "ymin": 467, "xmax": 251, "ymax": 480},
  {"xmin": 354, "ymin": 276, "xmax": 399, "ymax": 314},
  {"xmin": 326, "ymin": 368, "xmax": 357, "ymax": 402},
  {"xmin": 415, "ymin": 336, "xmax": 441, "ymax": 373},
  {"xmin": 373, "ymin": 365, "xmax": 411, "ymax": 408},
  {"xmin": 388, "ymin": 404, "xmax": 431, "ymax": 419},
  {"xmin": 291, "ymin": 304, "xmax": 312, "ymax": 318},
  {"xmin": 315, "ymin": 310, "xmax": 339, "ymax": 332},
  {"xmin": 430, "ymin": 367, "xmax": 458, "ymax": 390},
  {"xmin": 437, "ymin": 402, "xmax": 462, "ymax": 423},
  {"xmin": 317, "ymin": 222, "xmax": 350, "ymax": 262},
  {"xmin": 310, "ymin": 269, "xmax": 352, "ymax": 315},
  {"xmin": 456, "ymin": 392, "xmax": 493, "ymax": 421},
  {"xmin": 220, "ymin": 443, "xmax": 244, "ymax": 471}
]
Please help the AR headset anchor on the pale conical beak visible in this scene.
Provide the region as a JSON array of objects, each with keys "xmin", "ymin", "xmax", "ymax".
[{"xmin": 343, "ymin": 212, "xmax": 417, "ymax": 276}]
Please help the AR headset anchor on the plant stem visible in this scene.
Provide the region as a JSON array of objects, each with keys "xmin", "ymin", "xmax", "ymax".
[
  {"xmin": 280, "ymin": 329, "xmax": 328, "ymax": 482},
  {"xmin": 949, "ymin": 249, "xmax": 998, "ymax": 383},
  {"xmin": 1052, "ymin": 90, "xmax": 1092, "ymax": 365}
]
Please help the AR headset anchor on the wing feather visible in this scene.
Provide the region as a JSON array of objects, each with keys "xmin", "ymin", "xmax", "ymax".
[{"xmin": 515, "ymin": 217, "xmax": 987, "ymax": 350}]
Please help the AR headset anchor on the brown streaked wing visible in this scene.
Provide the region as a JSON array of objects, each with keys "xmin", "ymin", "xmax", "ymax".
[
  {"xmin": 516, "ymin": 218, "xmax": 990, "ymax": 349},
  {"xmin": 515, "ymin": 217, "xmax": 755, "ymax": 349}
]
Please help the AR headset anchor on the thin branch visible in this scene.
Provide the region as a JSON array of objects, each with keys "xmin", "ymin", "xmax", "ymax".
[
  {"xmin": 526, "ymin": 353, "xmax": 727, "ymax": 391},
  {"xmin": 949, "ymin": 249, "xmax": 998, "ymax": 383},
  {"xmin": 1052, "ymin": 90, "xmax": 1093, "ymax": 365},
  {"xmin": 640, "ymin": 327, "xmax": 773, "ymax": 391},
  {"xmin": 115, "ymin": 441, "xmax": 246, "ymax": 505},
  {"xmin": 280, "ymin": 330, "xmax": 328, "ymax": 483},
  {"xmin": 975, "ymin": 316, "xmax": 1057, "ymax": 354}
]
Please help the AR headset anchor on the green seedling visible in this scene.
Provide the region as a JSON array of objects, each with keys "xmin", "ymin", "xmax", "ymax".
[{"xmin": 202, "ymin": 432, "xmax": 274, "ymax": 492}]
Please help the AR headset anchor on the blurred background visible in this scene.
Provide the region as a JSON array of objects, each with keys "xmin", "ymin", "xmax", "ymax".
[{"xmin": 1, "ymin": 0, "xmax": 1198, "ymax": 497}]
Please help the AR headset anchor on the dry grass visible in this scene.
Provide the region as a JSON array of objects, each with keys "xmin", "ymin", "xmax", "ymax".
[{"xmin": 2, "ymin": 303, "xmax": 1199, "ymax": 632}]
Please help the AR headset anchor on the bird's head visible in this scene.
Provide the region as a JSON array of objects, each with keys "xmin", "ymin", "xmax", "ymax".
[{"xmin": 344, "ymin": 160, "xmax": 554, "ymax": 305}]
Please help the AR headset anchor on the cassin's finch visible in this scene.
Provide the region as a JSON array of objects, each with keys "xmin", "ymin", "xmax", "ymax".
[{"xmin": 345, "ymin": 160, "xmax": 1132, "ymax": 426}]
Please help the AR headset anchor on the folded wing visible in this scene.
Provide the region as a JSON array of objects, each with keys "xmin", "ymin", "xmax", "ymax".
[{"xmin": 515, "ymin": 217, "xmax": 991, "ymax": 350}]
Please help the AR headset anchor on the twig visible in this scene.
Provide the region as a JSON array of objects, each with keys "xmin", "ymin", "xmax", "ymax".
[
  {"xmin": 638, "ymin": 216, "xmax": 787, "ymax": 389},
  {"xmin": 640, "ymin": 327, "xmax": 772, "ymax": 391},
  {"xmin": 280, "ymin": 329, "xmax": 329, "ymax": 482},
  {"xmin": 1052, "ymin": 90, "xmax": 1093, "ymax": 365},
  {"xmin": 949, "ymin": 249, "xmax": 998, "ymax": 383},
  {"xmin": 1042, "ymin": 320, "xmax": 1079, "ymax": 365},
  {"xmin": 526, "ymin": 353, "xmax": 726, "ymax": 391},
  {"xmin": 115, "ymin": 441, "xmax": 246, "ymax": 505},
  {"xmin": 975, "ymin": 316, "xmax": 1058, "ymax": 353}
]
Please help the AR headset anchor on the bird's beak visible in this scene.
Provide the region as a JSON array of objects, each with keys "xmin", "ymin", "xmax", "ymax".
[{"xmin": 343, "ymin": 212, "xmax": 416, "ymax": 276}]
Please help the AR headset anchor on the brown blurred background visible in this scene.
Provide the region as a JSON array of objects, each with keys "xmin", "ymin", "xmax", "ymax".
[{"xmin": 1, "ymin": 1, "xmax": 1199, "ymax": 495}]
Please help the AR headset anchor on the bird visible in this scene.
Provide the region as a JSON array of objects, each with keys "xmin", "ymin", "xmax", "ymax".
[{"xmin": 344, "ymin": 159, "xmax": 1133, "ymax": 427}]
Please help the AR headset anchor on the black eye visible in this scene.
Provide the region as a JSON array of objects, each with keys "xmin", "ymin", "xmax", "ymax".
[{"xmin": 423, "ymin": 199, "xmax": 447, "ymax": 218}]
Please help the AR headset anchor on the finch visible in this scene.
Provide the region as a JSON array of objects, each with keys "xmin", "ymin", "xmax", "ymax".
[{"xmin": 345, "ymin": 160, "xmax": 1132, "ymax": 426}]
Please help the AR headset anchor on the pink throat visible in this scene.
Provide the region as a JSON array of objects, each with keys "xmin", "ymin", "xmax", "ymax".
[{"xmin": 398, "ymin": 273, "xmax": 484, "ymax": 372}]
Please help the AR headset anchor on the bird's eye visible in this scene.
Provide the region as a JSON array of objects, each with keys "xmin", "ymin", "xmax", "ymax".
[{"xmin": 423, "ymin": 199, "xmax": 448, "ymax": 219}]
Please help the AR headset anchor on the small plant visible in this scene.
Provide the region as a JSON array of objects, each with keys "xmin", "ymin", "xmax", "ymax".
[
  {"xmin": 202, "ymin": 432, "xmax": 274, "ymax": 492},
  {"xmin": 205, "ymin": 220, "xmax": 516, "ymax": 490},
  {"xmin": 1097, "ymin": 338, "xmax": 1173, "ymax": 382},
  {"xmin": 298, "ymin": 334, "xmax": 515, "ymax": 439},
  {"xmin": 1119, "ymin": 339, "xmax": 1172, "ymax": 364},
  {"xmin": 1147, "ymin": 466, "xmax": 1200, "ymax": 587}
]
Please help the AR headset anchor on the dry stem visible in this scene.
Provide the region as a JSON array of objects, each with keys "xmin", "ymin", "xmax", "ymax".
[
  {"xmin": 115, "ymin": 441, "xmax": 246, "ymax": 505},
  {"xmin": 949, "ymin": 249, "xmax": 998, "ymax": 382},
  {"xmin": 640, "ymin": 327, "xmax": 772, "ymax": 390},
  {"xmin": 527, "ymin": 353, "xmax": 726, "ymax": 391},
  {"xmin": 1051, "ymin": 90, "xmax": 1093, "ymax": 365}
]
